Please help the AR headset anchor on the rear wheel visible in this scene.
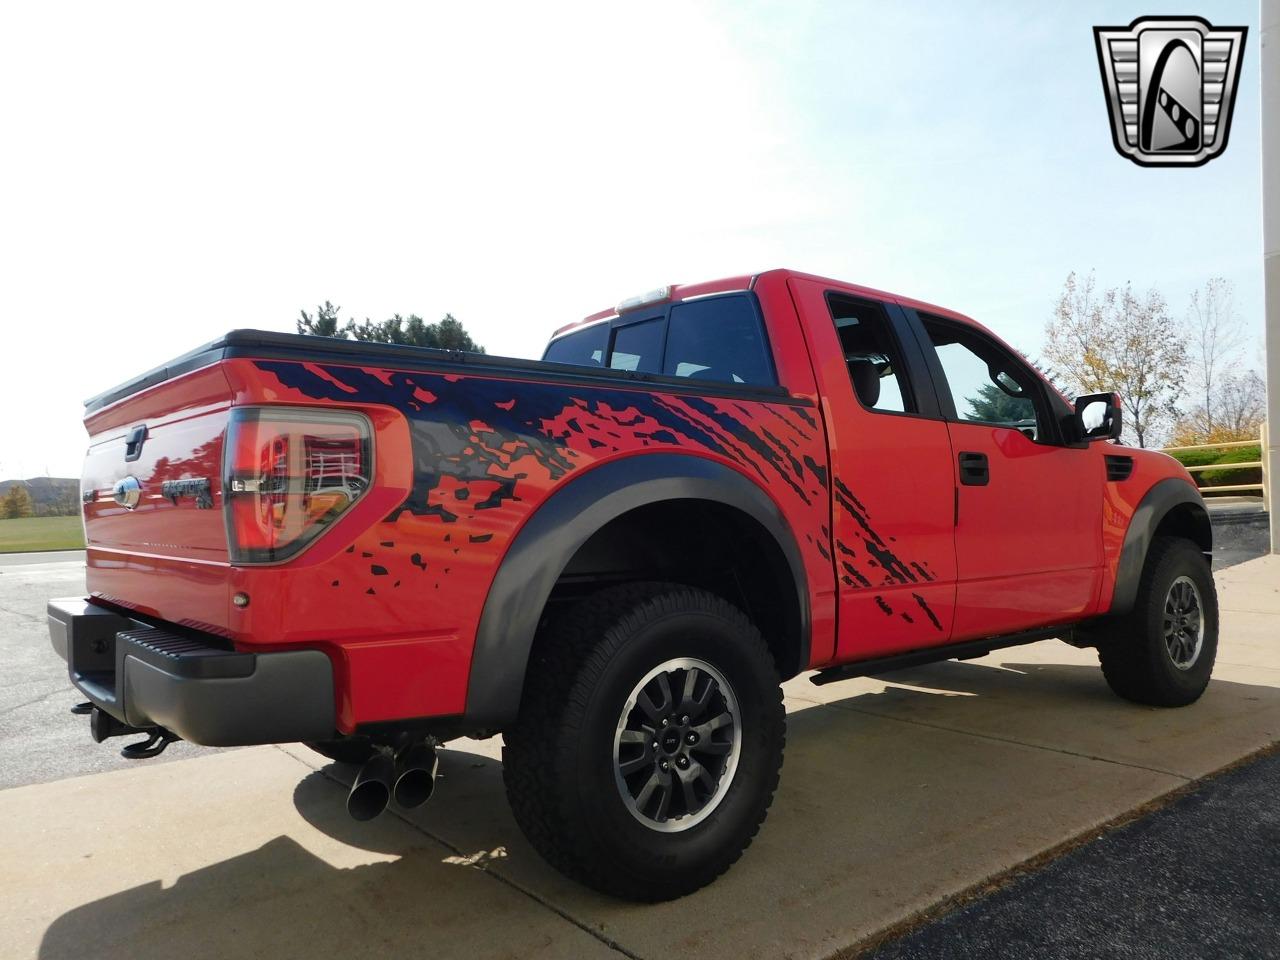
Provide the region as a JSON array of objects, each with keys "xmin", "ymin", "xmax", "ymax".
[
  {"xmin": 503, "ymin": 582, "xmax": 785, "ymax": 901},
  {"xmin": 1096, "ymin": 536, "xmax": 1218, "ymax": 707}
]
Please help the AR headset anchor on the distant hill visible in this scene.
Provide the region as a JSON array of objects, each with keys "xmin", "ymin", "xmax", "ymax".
[{"xmin": 0, "ymin": 477, "xmax": 79, "ymax": 516}]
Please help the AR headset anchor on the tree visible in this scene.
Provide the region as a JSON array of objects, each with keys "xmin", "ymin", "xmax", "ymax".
[
  {"xmin": 1216, "ymin": 369, "xmax": 1267, "ymax": 437},
  {"xmin": 1044, "ymin": 271, "xmax": 1189, "ymax": 448},
  {"xmin": 296, "ymin": 301, "xmax": 344, "ymax": 338},
  {"xmin": 56, "ymin": 487, "xmax": 81, "ymax": 516},
  {"xmin": 965, "ymin": 382, "xmax": 1034, "ymax": 423},
  {"xmin": 297, "ymin": 302, "xmax": 484, "ymax": 353},
  {"xmin": 1, "ymin": 484, "xmax": 35, "ymax": 519},
  {"xmin": 430, "ymin": 314, "xmax": 483, "ymax": 352},
  {"xmin": 1185, "ymin": 278, "xmax": 1243, "ymax": 434},
  {"xmin": 1169, "ymin": 369, "xmax": 1266, "ymax": 445}
]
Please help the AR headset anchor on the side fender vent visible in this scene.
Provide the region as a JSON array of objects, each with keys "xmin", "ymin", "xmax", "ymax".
[{"xmin": 1105, "ymin": 455, "xmax": 1134, "ymax": 482}]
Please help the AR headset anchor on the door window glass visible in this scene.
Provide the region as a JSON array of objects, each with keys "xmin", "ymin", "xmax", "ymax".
[
  {"xmin": 828, "ymin": 297, "xmax": 914, "ymax": 413},
  {"xmin": 922, "ymin": 317, "xmax": 1044, "ymax": 439}
]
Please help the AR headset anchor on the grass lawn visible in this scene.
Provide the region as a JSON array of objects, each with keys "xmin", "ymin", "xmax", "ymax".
[{"xmin": 0, "ymin": 516, "xmax": 85, "ymax": 553}]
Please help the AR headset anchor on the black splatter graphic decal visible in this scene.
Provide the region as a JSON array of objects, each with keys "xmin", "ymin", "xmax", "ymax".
[
  {"xmin": 831, "ymin": 476, "xmax": 936, "ymax": 588},
  {"xmin": 828, "ymin": 477, "xmax": 944, "ymax": 633},
  {"xmin": 913, "ymin": 592, "xmax": 943, "ymax": 631},
  {"xmin": 257, "ymin": 360, "xmax": 824, "ymax": 527},
  {"xmin": 253, "ymin": 359, "xmax": 834, "ymax": 600},
  {"xmin": 803, "ymin": 455, "xmax": 828, "ymax": 490}
]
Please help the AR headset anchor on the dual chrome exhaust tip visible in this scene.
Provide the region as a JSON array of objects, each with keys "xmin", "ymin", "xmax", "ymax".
[{"xmin": 347, "ymin": 742, "xmax": 439, "ymax": 821}]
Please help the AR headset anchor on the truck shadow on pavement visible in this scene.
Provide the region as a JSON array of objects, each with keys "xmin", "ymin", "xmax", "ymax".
[{"xmin": 37, "ymin": 659, "xmax": 1280, "ymax": 960}]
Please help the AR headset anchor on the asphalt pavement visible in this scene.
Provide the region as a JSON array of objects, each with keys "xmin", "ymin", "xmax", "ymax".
[
  {"xmin": 0, "ymin": 550, "xmax": 85, "ymax": 567},
  {"xmin": 1210, "ymin": 507, "xmax": 1271, "ymax": 572},
  {"xmin": 866, "ymin": 747, "xmax": 1280, "ymax": 960},
  {"xmin": 0, "ymin": 552, "xmax": 220, "ymax": 790}
]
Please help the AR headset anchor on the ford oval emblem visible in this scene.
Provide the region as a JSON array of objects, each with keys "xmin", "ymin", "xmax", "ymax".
[{"xmin": 112, "ymin": 476, "xmax": 142, "ymax": 510}]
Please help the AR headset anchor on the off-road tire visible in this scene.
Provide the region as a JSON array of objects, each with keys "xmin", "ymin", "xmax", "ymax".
[
  {"xmin": 502, "ymin": 582, "xmax": 785, "ymax": 901},
  {"xmin": 1096, "ymin": 536, "xmax": 1218, "ymax": 707}
]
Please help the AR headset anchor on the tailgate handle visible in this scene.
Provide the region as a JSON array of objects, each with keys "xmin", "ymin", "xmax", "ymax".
[
  {"xmin": 958, "ymin": 451, "xmax": 989, "ymax": 486},
  {"xmin": 124, "ymin": 424, "xmax": 148, "ymax": 462}
]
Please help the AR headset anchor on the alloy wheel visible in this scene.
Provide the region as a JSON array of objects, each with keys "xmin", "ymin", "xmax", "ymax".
[
  {"xmin": 1163, "ymin": 574, "xmax": 1205, "ymax": 670},
  {"xmin": 612, "ymin": 657, "xmax": 742, "ymax": 832}
]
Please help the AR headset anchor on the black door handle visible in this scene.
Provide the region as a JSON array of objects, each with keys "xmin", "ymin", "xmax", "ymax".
[
  {"xmin": 958, "ymin": 451, "xmax": 989, "ymax": 486},
  {"xmin": 124, "ymin": 424, "xmax": 148, "ymax": 462}
]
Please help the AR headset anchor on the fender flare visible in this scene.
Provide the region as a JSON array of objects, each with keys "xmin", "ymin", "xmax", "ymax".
[
  {"xmin": 1108, "ymin": 477, "xmax": 1211, "ymax": 616},
  {"xmin": 463, "ymin": 453, "xmax": 811, "ymax": 728}
]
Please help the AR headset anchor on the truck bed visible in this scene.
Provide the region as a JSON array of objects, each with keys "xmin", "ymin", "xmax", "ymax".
[
  {"xmin": 85, "ymin": 329, "xmax": 793, "ymax": 413},
  {"xmin": 78, "ymin": 325, "xmax": 831, "ymax": 732}
]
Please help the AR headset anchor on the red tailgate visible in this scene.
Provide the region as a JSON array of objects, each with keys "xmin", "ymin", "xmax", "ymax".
[{"xmin": 82, "ymin": 363, "xmax": 234, "ymax": 635}]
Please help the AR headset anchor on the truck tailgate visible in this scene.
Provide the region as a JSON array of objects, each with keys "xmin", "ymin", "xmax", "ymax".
[{"xmin": 82, "ymin": 362, "xmax": 234, "ymax": 634}]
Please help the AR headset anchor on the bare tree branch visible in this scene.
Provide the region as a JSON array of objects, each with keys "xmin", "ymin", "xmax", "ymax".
[
  {"xmin": 1044, "ymin": 272, "xmax": 1189, "ymax": 447},
  {"xmin": 1185, "ymin": 278, "xmax": 1243, "ymax": 433}
]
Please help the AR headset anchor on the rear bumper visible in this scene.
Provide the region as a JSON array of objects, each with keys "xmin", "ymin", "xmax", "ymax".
[{"xmin": 48, "ymin": 597, "xmax": 336, "ymax": 747}]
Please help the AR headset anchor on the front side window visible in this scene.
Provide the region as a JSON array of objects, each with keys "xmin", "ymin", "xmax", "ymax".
[
  {"xmin": 922, "ymin": 317, "xmax": 1044, "ymax": 439},
  {"xmin": 828, "ymin": 296, "xmax": 914, "ymax": 414}
]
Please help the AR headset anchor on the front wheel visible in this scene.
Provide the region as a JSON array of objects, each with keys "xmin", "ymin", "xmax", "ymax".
[
  {"xmin": 503, "ymin": 583, "xmax": 785, "ymax": 901},
  {"xmin": 1097, "ymin": 536, "xmax": 1218, "ymax": 707}
]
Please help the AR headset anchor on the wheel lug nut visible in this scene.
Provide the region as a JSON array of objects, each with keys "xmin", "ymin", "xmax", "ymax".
[
  {"xmin": 677, "ymin": 756, "xmax": 689, "ymax": 769},
  {"xmin": 681, "ymin": 715, "xmax": 689, "ymax": 724},
  {"xmin": 660, "ymin": 760, "xmax": 669, "ymax": 771},
  {"xmin": 685, "ymin": 732, "xmax": 697, "ymax": 744},
  {"xmin": 661, "ymin": 718, "xmax": 669, "ymax": 727}
]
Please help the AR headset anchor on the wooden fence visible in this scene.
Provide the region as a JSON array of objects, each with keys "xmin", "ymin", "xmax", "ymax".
[{"xmin": 1161, "ymin": 423, "xmax": 1269, "ymax": 510}]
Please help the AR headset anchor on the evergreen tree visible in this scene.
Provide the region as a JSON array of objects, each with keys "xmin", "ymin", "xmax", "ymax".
[
  {"xmin": 297, "ymin": 303, "xmax": 484, "ymax": 353},
  {"xmin": 965, "ymin": 382, "xmax": 1034, "ymax": 423},
  {"xmin": 296, "ymin": 301, "xmax": 344, "ymax": 338}
]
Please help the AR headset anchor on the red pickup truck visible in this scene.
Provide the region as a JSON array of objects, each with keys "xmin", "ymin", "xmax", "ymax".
[{"xmin": 49, "ymin": 269, "xmax": 1216, "ymax": 900}]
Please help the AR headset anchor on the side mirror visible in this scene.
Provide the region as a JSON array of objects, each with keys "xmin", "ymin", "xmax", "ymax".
[{"xmin": 1073, "ymin": 392, "xmax": 1123, "ymax": 441}]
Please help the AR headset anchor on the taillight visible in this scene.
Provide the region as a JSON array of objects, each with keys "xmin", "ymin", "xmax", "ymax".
[{"xmin": 224, "ymin": 407, "xmax": 372, "ymax": 563}]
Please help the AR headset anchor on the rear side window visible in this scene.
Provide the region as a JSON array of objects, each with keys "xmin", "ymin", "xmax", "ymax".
[
  {"xmin": 609, "ymin": 318, "xmax": 664, "ymax": 373},
  {"xmin": 827, "ymin": 296, "xmax": 914, "ymax": 414},
  {"xmin": 541, "ymin": 293, "xmax": 776, "ymax": 388},
  {"xmin": 543, "ymin": 323, "xmax": 607, "ymax": 367},
  {"xmin": 663, "ymin": 296, "xmax": 774, "ymax": 385}
]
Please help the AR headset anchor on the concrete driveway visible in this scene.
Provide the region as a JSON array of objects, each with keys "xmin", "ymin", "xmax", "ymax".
[{"xmin": 1, "ymin": 554, "xmax": 1278, "ymax": 960}]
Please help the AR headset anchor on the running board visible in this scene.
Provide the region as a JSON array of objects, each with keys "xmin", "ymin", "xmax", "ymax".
[{"xmin": 809, "ymin": 625, "xmax": 1075, "ymax": 686}]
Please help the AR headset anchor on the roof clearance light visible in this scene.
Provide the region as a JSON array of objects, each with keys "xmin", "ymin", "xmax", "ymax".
[{"xmin": 615, "ymin": 285, "xmax": 672, "ymax": 314}]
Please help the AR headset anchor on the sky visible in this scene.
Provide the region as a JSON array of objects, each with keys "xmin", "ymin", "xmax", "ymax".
[{"xmin": 0, "ymin": 1, "xmax": 1264, "ymax": 478}]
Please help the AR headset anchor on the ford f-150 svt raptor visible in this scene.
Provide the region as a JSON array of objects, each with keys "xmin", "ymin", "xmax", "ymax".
[{"xmin": 49, "ymin": 269, "xmax": 1216, "ymax": 900}]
